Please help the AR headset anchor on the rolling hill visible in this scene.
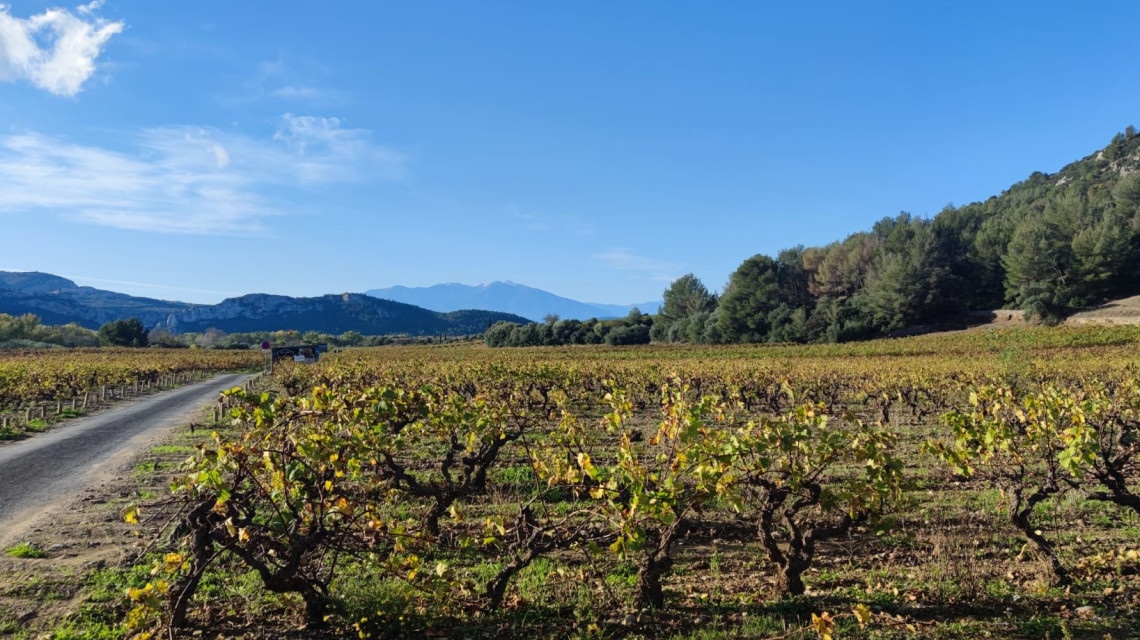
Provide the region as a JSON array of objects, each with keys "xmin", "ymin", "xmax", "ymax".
[{"xmin": 0, "ymin": 272, "xmax": 528, "ymax": 336}]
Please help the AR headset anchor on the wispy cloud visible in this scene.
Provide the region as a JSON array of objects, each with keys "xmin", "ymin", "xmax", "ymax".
[
  {"xmin": 221, "ymin": 56, "xmax": 344, "ymax": 106},
  {"xmin": 512, "ymin": 209, "xmax": 597, "ymax": 237},
  {"xmin": 270, "ymin": 85, "xmax": 323, "ymax": 100},
  {"xmin": 0, "ymin": 2, "xmax": 123, "ymax": 96},
  {"xmin": 273, "ymin": 114, "xmax": 406, "ymax": 182},
  {"xmin": 60, "ymin": 274, "xmax": 240, "ymax": 298},
  {"xmin": 594, "ymin": 249, "xmax": 682, "ymax": 282},
  {"xmin": 0, "ymin": 115, "xmax": 408, "ymax": 234}
]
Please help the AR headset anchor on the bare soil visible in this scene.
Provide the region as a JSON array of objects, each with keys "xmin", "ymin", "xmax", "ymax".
[
  {"xmin": 0, "ymin": 427, "xmax": 200, "ymax": 636},
  {"xmin": 1065, "ymin": 295, "xmax": 1140, "ymax": 326},
  {"xmin": 894, "ymin": 294, "xmax": 1140, "ymax": 337}
]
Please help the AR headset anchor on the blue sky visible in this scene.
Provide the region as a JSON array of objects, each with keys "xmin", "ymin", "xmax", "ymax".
[{"xmin": 2, "ymin": 1, "xmax": 1139, "ymax": 305}]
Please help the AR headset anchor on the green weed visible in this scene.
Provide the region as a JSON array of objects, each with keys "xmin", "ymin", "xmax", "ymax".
[{"xmin": 3, "ymin": 544, "xmax": 46, "ymax": 559}]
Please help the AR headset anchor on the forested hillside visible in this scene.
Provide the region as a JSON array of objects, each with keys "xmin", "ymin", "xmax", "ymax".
[{"xmin": 652, "ymin": 127, "xmax": 1140, "ymax": 344}]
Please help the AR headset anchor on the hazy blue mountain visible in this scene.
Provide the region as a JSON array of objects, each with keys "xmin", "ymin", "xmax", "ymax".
[
  {"xmin": 0, "ymin": 271, "xmax": 528, "ymax": 336},
  {"xmin": 365, "ymin": 281, "xmax": 662, "ymax": 322}
]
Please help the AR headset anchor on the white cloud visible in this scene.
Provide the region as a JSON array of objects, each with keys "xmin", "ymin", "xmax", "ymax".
[
  {"xmin": 0, "ymin": 116, "xmax": 408, "ymax": 234},
  {"xmin": 76, "ymin": 1, "xmax": 105, "ymax": 16},
  {"xmin": 594, "ymin": 249, "xmax": 683, "ymax": 282},
  {"xmin": 0, "ymin": 3, "xmax": 123, "ymax": 96}
]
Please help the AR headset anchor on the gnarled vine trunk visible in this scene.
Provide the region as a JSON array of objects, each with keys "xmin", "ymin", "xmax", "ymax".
[{"xmin": 1007, "ymin": 483, "xmax": 1069, "ymax": 585}]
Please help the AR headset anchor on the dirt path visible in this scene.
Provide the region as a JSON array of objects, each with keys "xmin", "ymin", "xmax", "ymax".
[
  {"xmin": 0, "ymin": 373, "xmax": 249, "ymax": 545},
  {"xmin": 1065, "ymin": 294, "xmax": 1140, "ymax": 325}
]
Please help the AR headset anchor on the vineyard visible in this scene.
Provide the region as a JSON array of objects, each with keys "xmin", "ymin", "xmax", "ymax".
[
  {"xmin": 0, "ymin": 348, "xmax": 262, "ymax": 439},
  {"xmin": 22, "ymin": 326, "xmax": 1140, "ymax": 639}
]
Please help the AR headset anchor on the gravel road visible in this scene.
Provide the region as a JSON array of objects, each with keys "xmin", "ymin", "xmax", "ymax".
[{"xmin": 0, "ymin": 373, "xmax": 250, "ymax": 535}]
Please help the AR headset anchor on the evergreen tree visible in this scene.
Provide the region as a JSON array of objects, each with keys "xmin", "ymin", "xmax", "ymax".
[
  {"xmin": 718, "ymin": 255, "xmax": 781, "ymax": 342},
  {"xmin": 1003, "ymin": 217, "xmax": 1072, "ymax": 322},
  {"xmin": 97, "ymin": 318, "xmax": 149, "ymax": 347}
]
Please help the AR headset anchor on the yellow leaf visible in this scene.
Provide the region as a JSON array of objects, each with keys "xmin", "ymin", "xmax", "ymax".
[
  {"xmin": 161, "ymin": 553, "xmax": 186, "ymax": 573},
  {"xmin": 852, "ymin": 603, "xmax": 872, "ymax": 628},
  {"xmin": 811, "ymin": 612, "xmax": 835, "ymax": 640},
  {"xmin": 577, "ymin": 452, "xmax": 596, "ymax": 478}
]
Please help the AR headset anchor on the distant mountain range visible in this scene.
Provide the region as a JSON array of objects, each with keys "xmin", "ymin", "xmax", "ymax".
[
  {"xmin": 365, "ymin": 281, "xmax": 661, "ymax": 322},
  {"xmin": 0, "ymin": 272, "xmax": 530, "ymax": 336}
]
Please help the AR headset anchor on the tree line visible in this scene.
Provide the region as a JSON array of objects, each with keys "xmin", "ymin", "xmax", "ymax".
[
  {"xmin": 0, "ymin": 314, "xmax": 152, "ymax": 348},
  {"xmin": 0, "ymin": 313, "xmax": 101, "ymax": 348},
  {"xmin": 651, "ymin": 127, "xmax": 1140, "ymax": 345},
  {"xmin": 485, "ymin": 310, "xmax": 653, "ymax": 347},
  {"xmin": 1, "ymin": 314, "xmax": 470, "ymax": 351}
]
